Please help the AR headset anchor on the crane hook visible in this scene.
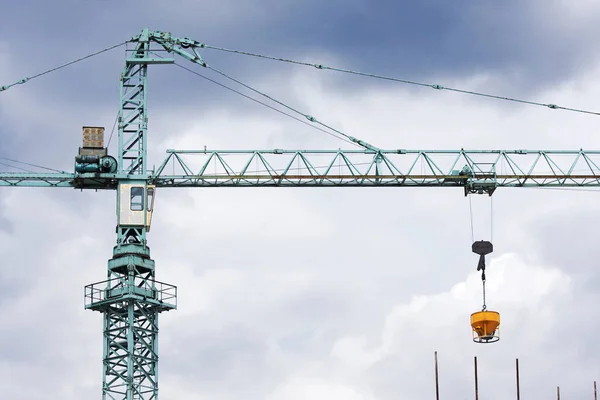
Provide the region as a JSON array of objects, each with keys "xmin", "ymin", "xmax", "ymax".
[{"xmin": 472, "ymin": 240, "xmax": 493, "ymax": 281}]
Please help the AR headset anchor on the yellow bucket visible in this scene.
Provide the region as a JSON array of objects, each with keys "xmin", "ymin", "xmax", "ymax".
[{"xmin": 470, "ymin": 310, "xmax": 500, "ymax": 343}]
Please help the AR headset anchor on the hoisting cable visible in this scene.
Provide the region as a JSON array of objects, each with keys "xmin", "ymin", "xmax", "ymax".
[
  {"xmin": 202, "ymin": 45, "xmax": 600, "ymax": 116},
  {"xmin": 482, "ymin": 197, "xmax": 494, "ymax": 311},
  {"xmin": 470, "ymin": 197, "xmax": 494, "ymax": 312},
  {"xmin": 205, "ymin": 64, "xmax": 380, "ymax": 151},
  {"xmin": 482, "ymin": 275, "xmax": 487, "ymax": 311},
  {"xmin": 468, "ymin": 196, "xmax": 475, "ymax": 243},
  {"xmin": 148, "ymin": 51, "xmax": 360, "ymax": 148},
  {"xmin": 490, "ymin": 196, "xmax": 494, "ymax": 243},
  {"xmin": 0, "ymin": 41, "xmax": 128, "ymax": 92}
]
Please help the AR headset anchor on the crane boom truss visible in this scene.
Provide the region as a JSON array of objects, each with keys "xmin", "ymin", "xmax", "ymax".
[
  {"xmin": 154, "ymin": 149, "xmax": 600, "ymax": 192},
  {"xmin": 3, "ymin": 149, "xmax": 600, "ymax": 192}
]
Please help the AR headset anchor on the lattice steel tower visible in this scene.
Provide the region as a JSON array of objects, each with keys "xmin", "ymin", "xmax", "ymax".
[{"xmin": 82, "ymin": 30, "xmax": 179, "ymax": 399}]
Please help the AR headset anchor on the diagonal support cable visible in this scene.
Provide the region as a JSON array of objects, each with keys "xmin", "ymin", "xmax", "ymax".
[
  {"xmin": 0, "ymin": 42, "xmax": 127, "ymax": 92},
  {"xmin": 202, "ymin": 44, "xmax": 600, "ymax": 116},
  {"xmin": 205, "ymin": 64, "xmax": 381, "ymax": 151}
]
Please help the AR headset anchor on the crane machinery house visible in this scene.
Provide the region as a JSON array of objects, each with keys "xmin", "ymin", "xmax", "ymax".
[{"xmin": 74, "ymin": 126, "xmax": 155, "ymax": 232}]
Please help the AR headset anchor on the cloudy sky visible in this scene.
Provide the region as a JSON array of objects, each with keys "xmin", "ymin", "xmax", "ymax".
[{"xmin": 2, "ymin": 1, "xmax": 600, "ymax": 399}]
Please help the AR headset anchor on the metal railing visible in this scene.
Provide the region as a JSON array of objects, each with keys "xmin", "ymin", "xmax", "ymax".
[{"xmin": 85, "ymin": 276, "xmax": 177, "ymax": 309}]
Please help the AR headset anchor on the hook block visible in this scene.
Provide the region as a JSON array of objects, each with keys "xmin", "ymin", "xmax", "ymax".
[{"xmin": 472, "ymin": 240, "xmax": 493, "ymax": 256}]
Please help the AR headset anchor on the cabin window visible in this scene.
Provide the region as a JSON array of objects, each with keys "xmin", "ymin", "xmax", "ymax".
[
  {"xmin": 147, "ymin": 187, "xmax": 154, "ymax": 211},
  {"xmin": 130, "ymin": 187, "xmax": 144, "ymax": 211}
]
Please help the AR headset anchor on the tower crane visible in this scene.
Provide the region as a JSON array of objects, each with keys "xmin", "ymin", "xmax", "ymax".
[{"xmin": 1, "ymin": 28, "xmax": 599, "ymax": 399}]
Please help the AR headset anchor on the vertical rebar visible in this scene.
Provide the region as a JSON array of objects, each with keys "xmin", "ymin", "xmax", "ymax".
[
  {"xmin": 557, "ymin": 386, "xmax": 560, "ymax": 400},
  {"xmin": 474, "ymin": 356, "xmax": 479, "ymax": 400},
  {"xmin": 516, "ymin": 358, "xmax": 520, "ymax": 400},
  {"xmin": 434, "ymin": 351, "xmax": 440, "ymax": 400},
  {"xmin": 594, "ymin": 381, "xmax": 597, "ymax": 400}
]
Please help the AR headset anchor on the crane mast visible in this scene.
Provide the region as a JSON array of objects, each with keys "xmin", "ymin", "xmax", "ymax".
[
  {"xmin": 1, "ymin": 28, "xmax": 600, "ymax": 399},
  {"xmin": 85, "ymin": 30, "xmax": 176, "ymax": 400}
]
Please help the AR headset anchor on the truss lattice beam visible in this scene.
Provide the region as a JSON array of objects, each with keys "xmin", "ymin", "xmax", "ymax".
[
  {"xmin": 3, "ymin": 149, "xmax": 600, "ymax": 190},
  {"xmin": 153, "ymin": 149, "xmax": 600, "ymax": 190},
  {"xmin": 0, "ymin": 172, "xmax": 76, "ymax": 187}
]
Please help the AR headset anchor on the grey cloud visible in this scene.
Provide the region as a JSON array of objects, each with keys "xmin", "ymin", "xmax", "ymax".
[
  {"xmin": 2, "ymin": 3, "xmax": 600, "ymax": 399},
  {"xmin": 3, "ymin": 0, "xmax": 599, "ymax": 123},
  {"xmin": 0, "ymin": 211, "xmax": 13, "ymax": 233},
  {"xmin": 532, "ymin": 209, "xmax": 600, "ymax": 285}
]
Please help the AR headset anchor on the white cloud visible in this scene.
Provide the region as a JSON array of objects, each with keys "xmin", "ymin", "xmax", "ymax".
[
  {"xmin": 267, "ymin": 377, "xmax": 376, "ymax": 400},
  {"xmin": 543, "ymin": 0, "xmax": 600, "ymax": 26},
  {"xmin": 251, "ymin": 254, "xmax": 574, "ymax": 400},
  {"xmin": 332, "ymin": 252, "xmax": 570, "ymax": 364}
]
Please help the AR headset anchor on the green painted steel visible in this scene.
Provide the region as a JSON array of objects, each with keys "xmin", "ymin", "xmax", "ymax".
[
  {"xmin": 119, "ymin": 30, "xmax": 151, "ymax": 176},
  {"xmin": 90, "ymin": 28, "xmax": 177, "ymax": 399},
  {"xmin": 152, "ymin": 149, "xmax": 600, "ymax": 194},
  {"xmin": 85, "ymin": 263, "xmax": 176, "ymax": 399},
  {"xmin": 0, "ymin": 172, "xmax": 76, "ymax": 187},
  {"xmin": 91, "ymin": 28, "xmax": 177, "ymax": 399},
  {"xmin": 2, "ymin": 149, "xmax": 600, "ymax": 193}
]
